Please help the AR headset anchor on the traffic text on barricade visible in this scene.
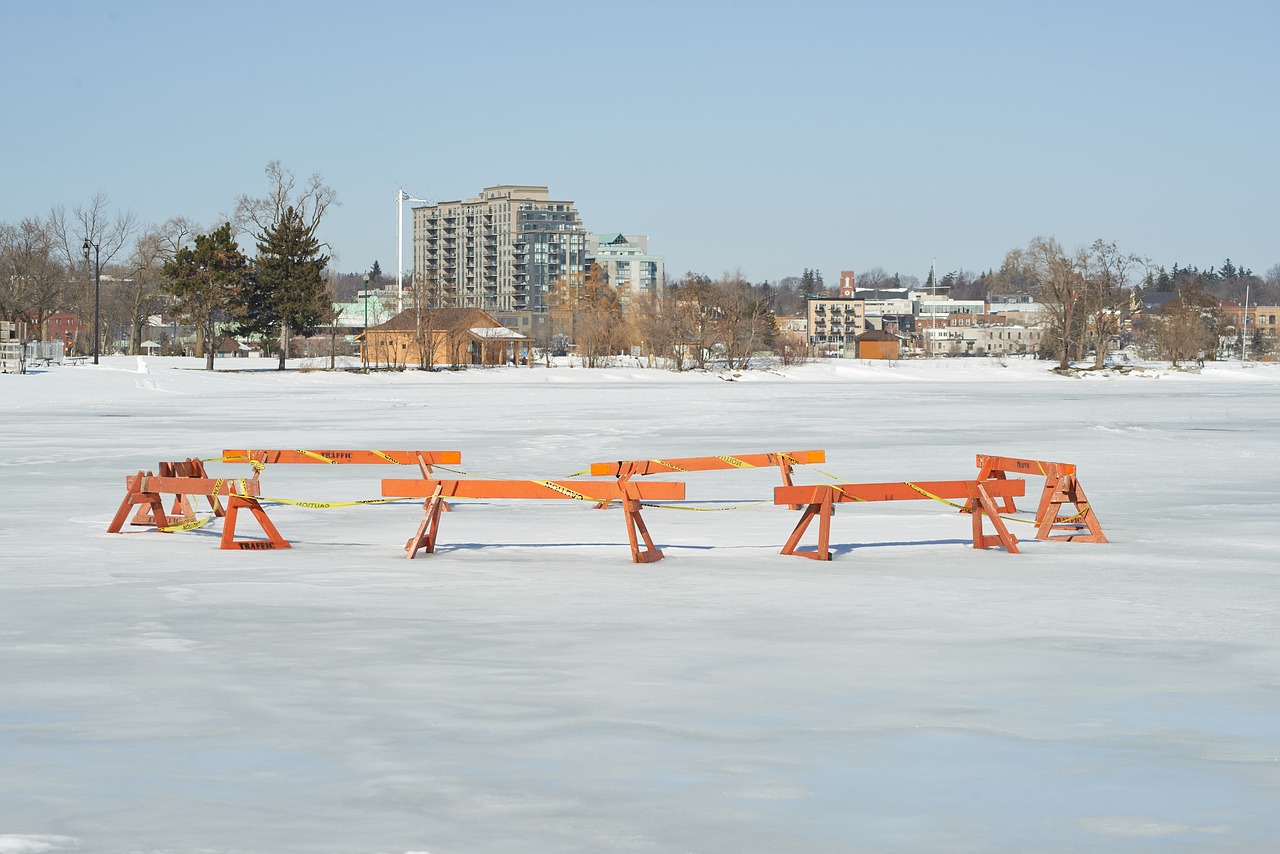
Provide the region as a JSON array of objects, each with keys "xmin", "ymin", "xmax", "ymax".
[
  {"xmin": 588, "ymin": 450, "xmax": 824, "ymax": 510},
  {"xmin": 381, "ymin": 477, "xmax": 686, "ymax": 563},
  {"xmin": 108, "ymin": 470, "xmax": 290, "ymax": 550},
  {"xmin": 773, "ymin": 478, "xmax": 1027, "ymax": 561},
  {"xmin": 974, "ymin": 454, "xmax": 1107, "ymax": 543}
]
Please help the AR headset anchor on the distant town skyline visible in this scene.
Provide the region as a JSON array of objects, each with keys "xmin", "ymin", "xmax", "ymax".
[{"xmin": 2, "ymin": 1, "xmax": 1277, "ymax": 282}]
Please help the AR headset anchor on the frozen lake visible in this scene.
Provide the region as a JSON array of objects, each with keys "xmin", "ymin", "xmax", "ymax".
[{"xmin": 2, "ymin": 356, "xmax": 1279, "ymax": 853}]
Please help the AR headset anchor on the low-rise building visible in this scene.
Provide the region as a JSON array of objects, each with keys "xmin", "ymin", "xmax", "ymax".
[
  {"xmin": 806, "ymin": 296, "xmax": 866, "ymax": 354},
  {"xmin": 360, "ymin": 307, "xmax": 531, "ymax": 368}
]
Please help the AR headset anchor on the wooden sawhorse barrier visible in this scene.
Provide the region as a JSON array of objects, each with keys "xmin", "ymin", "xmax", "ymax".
[
  {"xmin": 382, "ymin": 478, "xmax": 686, "ymax": 563},
  {"xmin": 589, "ymin": 450, "xmax": 825, "ymax": 509},
  {"xmin": 127, "ymin": 458, "xmax": 224, "ymax": 527},
  {"xmin": 774, "ymin": 479, "xmax": 1027, "ymax": 561},
  {"xmin": 975, "ymin": 454, "xmax": 1107, "ymax": 543},
  {"xmin": 108, "ymin": 471, "xmax": 289, "ymax": 550}
]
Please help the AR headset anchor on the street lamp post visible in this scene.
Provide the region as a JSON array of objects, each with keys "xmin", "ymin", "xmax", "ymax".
[
  {"xmin": 396, "ymin": 188, "xmax": 429, "ymax": 314},
  {"xmin": 82, "ymin": 238, "xmax": 101, "ymax": 365},
  {"xmin": 363, "ymin": 273, "xmax": 371, "ymax": 327}
]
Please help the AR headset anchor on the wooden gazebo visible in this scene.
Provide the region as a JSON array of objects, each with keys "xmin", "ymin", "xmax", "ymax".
[{"xmin": 359, "ymin": 307, "xmax": 532, "ymax": 368}]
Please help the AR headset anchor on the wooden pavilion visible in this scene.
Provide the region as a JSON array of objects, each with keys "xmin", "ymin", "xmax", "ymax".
[{"xmin": 360, "ymin": 307, "xmax": 532, "ymax": 368}]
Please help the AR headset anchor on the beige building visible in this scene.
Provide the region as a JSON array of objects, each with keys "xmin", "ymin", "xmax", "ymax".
[
  {"xmin": 806, "ymin": 296, "xmax": 867, "ymax": 354},
  {"xmin": 412, "ymin": 185, "xmax": 588, "ymax": 315}
]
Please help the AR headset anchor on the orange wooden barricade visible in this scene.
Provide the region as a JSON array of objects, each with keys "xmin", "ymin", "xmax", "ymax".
[
  {"xmin": 975, "ymin": 454, "xmax": 1106, "ymax": 543},
  {"xmin": 223, "ymin": 448, "xmax": 464, "ymax": 512},
  {"xmin": 108, "ymin": 471, "xmax": 289, "ymax": 550},
  {"xmin": 589, "ymin": 450, "xmax": 825, "ymax": 509},
  {"xmin": 223, "ymin": 449, "xmax": 461, "ymax": 474},
  {"xmin": 128, "ymin": 458, "xmax": 225, "ymax": 527},
  {"xmin": 382, "ymin": 478, "xmax": 686, "ymax": 563},
  {"xmin": 773, "ymin": 479, "xmax": 1027, "ymax": 561}
]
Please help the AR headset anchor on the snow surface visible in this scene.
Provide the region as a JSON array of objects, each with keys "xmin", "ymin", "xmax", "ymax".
[{"xmin": 2, "ymin": 355, "xmax": 1279, "ymax": 853}]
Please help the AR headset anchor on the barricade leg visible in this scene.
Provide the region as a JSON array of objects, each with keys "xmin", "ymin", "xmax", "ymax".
[
  {"xmin": 108, "ymin": 473, "xmax": 170, "ymax": 533},
  {"xmin": 1036, "ymin": 475, "xmax": 1107, "ymax": 543},
  {"xmin": 780, "ymin": 488, "xmax": 833, "ymax": 560},
  {"xmin": 221, "ymin": 495, "xmax": 290, "ymax": 550},
  {"xmin": 975, "ymin": 457, "xmax": 1019, "ymax": 513},
  {"xmin": 968, "ymin": 482, "xmax": 1020, "ymax": 553},
  {"xmin": 622, "ymin": 496, "xmax": 664, "ymax": 563},
  {"xmin": 405, "ymin": 485, "xmax": 446, "ymax": 558}
]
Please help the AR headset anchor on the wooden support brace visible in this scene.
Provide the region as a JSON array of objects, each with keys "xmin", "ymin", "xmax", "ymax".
[
  {"xmin": 221, "ymin": 494, "xmax": 290, "ymax": 550},
  {"xmin": 779, "ymin": 487, "xmax": 835, "ymax": 560},
  {"xmin": 1035, "ymin": 473, "xmax": 1108, "ymax": 543},
  {"xmin": 967, "ymin": 481, "xmax": 1020, "ymax": 553},
  {"xmin": 405, "ymin": 485, "xmax": 446, "ymax": 559}
]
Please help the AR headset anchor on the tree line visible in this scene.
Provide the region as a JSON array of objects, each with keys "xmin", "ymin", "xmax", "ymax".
[{"xmin": 0, "ymin": 161, "xmax": 338, "ymax": 370}]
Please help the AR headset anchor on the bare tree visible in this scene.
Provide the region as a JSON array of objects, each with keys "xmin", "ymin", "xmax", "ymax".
[
  {"xmin": 1080, "ymin": 239, "xmax": 1144, "ymax": 369},
  {"xmin": 0, "ymin": 218, "xmax": 64, "ymax": 338},
  {"xmin": 125, "ymin": 220, "xmax": 195, "ymax": 354},
  {"xmin": 1140, "ymin": 283, "xmax": 1218, "ymax": 365},
  {"xmin": 44, "ymin": 195, "xmax": 138, "ymax": 355},
  {"xmin": 1002, "ymin": 237, "xmax": 1081, "ymax": 369},
  {"xmin": 234, "ymin": 160, "xmax": 337, "ymax": 244}
]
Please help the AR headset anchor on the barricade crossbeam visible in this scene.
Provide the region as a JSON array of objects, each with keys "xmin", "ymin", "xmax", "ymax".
[
  {"xmin": 382, "ymin": 478, "xmax": 686, "ymax": 563},
  {"xmin": 128, "ymin": 458, "xmax": 223, "ymax": 527},
  {"xmin": 589, "ymin": 449, "xmax": 824, "ymax": 509},
  {"xmin": 774, "ymin": 478, "xmax": 1027, "ymax": 561}
]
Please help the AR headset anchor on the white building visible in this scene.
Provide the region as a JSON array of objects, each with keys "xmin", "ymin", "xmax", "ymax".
[{"xmin": 586, "ymin": 233, "xmax": 664, "ymax": 301}]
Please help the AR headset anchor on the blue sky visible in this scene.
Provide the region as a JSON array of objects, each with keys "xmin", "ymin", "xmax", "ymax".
[{"xmin": 2, "ymin": 0, "xmax": 1276, "ymax": 282}]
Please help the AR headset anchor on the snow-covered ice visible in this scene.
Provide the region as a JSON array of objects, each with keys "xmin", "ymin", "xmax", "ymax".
[{"xmin": 2, "ymin": 356, "xmax": 1278, "ymax": 853}]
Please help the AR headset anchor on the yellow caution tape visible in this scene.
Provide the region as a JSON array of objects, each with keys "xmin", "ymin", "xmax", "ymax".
[
  {"xmin": 159, "ymin": 477, "xmax": 225, "ymax": 533},
  {"xmin": 257, "ymin": 496, "xmax": 415, "ymax": 509},
  {"xmin": 651, "ymin": 459, "xmax": 687, "ymax": 472},
  {"xmin": 534, "ymin": 481, "xmax": 595, "ymax": 502},
  {"xmin": 642, "ymin": 500, "xmax": 769, "ymax": 511},
  {"xmin": 296, "ymin": 449, "xmax": 338, "ymax": 464},
  {"xmin": 716, "ymin": 455, "xmax": 754, "ymax": 468}
]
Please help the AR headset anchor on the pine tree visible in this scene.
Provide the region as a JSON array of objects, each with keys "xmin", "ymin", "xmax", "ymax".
[
  {"xmin": 370, "ymin": 260, "xmax": 382, "ymax": 283},
  {"xmin": 162, "ymin": 223, "xmax": 250, "ymax": 370},
  {"xmin": 242, "ymin": 206, "xmax": 331, "ymax": 369}
]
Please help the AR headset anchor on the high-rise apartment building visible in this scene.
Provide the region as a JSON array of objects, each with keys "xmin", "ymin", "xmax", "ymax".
[
  {"xmin": 586, "ymin": 233, "xmax": 665, "ymax": 302},
  {"xmin": 412, "ymin": 185, "xmax": 588, "ymax": 313}
]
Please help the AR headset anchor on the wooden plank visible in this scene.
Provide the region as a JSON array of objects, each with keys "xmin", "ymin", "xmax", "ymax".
[
  {"xmin": 381, "ymin": 478, "xmax": 686, "ymax": 501},
  {"xmin": 126, "ymin": 475, "xmax": 262, "ymax": 496},
  {"xmin": 222, "ymin": 449, "xmax": 462, "ymax": 466},
  {"xmin": 975, "ymin": 454, "xmax": 1075, "ymax": 477},
  {"xmin": 774, "ymin": 479, "xmax": 1025, "ymax": 506},
  {"xmin": 590, "ymin": 450, "xmax": 825, "ymax": 477}
]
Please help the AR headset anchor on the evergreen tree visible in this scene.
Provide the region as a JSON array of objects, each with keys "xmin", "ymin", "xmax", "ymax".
[
  {"xmin": 242, "ymin": 205, "xmax": 331, "ymax": 369},
  {"xmin": 162, "ymin": 223, "xmax": 250, "ymax": 371},
  {"xmin": 370, "ymin": 260, "xmax": 382, "ymax": 283}
]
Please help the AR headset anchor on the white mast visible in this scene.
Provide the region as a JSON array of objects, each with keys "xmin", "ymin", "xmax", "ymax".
[
  {"xmin": 1242, "ymin": 279, "xmax": 1251, "ymax": 362},
  {"xmin": 396, "ymin": 188, "xmax": 430, "ymax": 314}
]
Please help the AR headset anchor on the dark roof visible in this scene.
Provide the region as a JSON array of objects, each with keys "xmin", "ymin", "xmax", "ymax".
[{"xmin": 856, "ymin": 329, "xmax": 899, "ymax": 342}]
